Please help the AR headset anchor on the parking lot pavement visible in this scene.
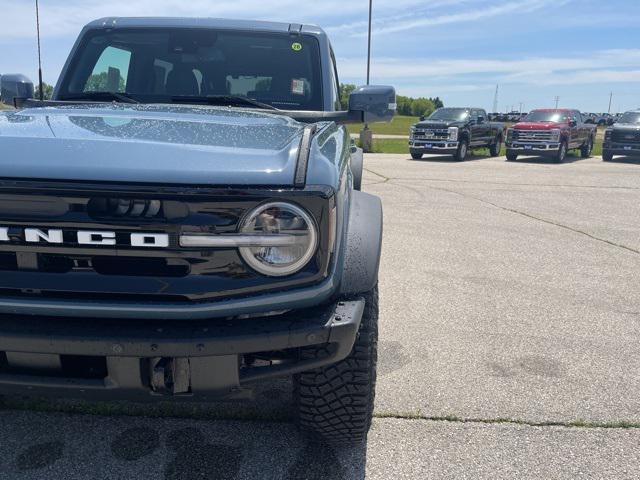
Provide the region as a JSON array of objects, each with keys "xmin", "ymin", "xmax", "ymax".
[
  {"xmin": 365, "ymin": 153, "xmax": 640, "ymax": 424},
  {"xmin": 0, "ymin": 152, "xmax": 639, "ymax": 478},
  {"xmin": 1, "ymin": 410, "xmax": 639, "ymax": 480}
]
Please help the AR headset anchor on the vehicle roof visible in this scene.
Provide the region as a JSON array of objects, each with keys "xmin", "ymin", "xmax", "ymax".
[
  {"xmin": 85, "ymin": 17, "xmax": 325, "ymax": 36},
  {"xmin": 530, "ymin": 108, "xmax": 577, "ymax": 113}
]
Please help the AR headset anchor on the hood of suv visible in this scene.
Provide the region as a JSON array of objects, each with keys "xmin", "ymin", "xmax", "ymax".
[
  {"xmin": 0, "ymin": 104, "xmax": 306, "ymax": 185},
  {"xmin": 513, "ymin": 121, "xmax": 566, "ymax": 131}
]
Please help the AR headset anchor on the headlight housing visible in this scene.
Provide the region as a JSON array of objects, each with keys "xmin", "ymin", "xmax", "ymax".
[
  {"xmin": 448, "ymin": 127, "xmax": 459, "ymax": 141},
  {"xmin": 550, "ymin": 128, "xmax": 561, "ymax": 142},
  {"xmin": 239, "ymin": 202, "xmax": 318, "ymax": 277}
]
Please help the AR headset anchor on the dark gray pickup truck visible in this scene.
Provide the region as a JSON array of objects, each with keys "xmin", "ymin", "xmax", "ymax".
[
  {"xmin": 603, "ymin": 110, "xmax": 640, "ymax": 161},
  {"xmin": 0, "ymin": 17, "xmax": 396, "ymax": 445},
  {"xmin": 409, "ymin": 107, "xmax": 504, "ymax": 161}
]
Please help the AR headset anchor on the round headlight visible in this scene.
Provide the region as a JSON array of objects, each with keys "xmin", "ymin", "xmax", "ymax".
[{"xmin": 239, "ymin": 202, "xmax": 318, "ymax": 277}]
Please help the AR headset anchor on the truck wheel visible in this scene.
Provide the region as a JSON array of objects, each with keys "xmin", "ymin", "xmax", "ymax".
[
  {"xmin": 489, "ymin": 136, "xmax": 503, "ymax": 157},
  {"xmin": 506, "ymin": 151, "xmax": 518, "ymax": 162},
  {"xmin": 410, "ymin": 151, "xmax": 423, "ymax": 160},
  {"xmin": 454, "ymin": 139, "xmax": 469, "ymax": 161},
  {"xmin": 602, "ymin": 151, "xmax": 614, "ymax": 162},
  {"xmin": 294, "ymin": 286, "xmax": 378, "ymax": 446},
  {"xmin": 555, "ymin": 141, "xmax": 568, "ymax": 163},
  {"xmin": 581, "ymin": 137, "xmax": 593, "ymax": 158}
]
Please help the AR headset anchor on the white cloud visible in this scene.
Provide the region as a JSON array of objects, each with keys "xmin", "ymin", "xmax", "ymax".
[{"xmin": 329, "ymin": 0, "xmax": 570, "ymax": 36}]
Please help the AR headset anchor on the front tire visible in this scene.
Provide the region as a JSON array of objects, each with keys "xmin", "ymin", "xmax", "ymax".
[
  {"xmin": 410, "ymin": 150, "xmax": 423, "ymax": 160},
  {"xmin": 581, "ymin": 137, "xmax": 593, "ymax": 158},
  {"xmin": 602, "ymin": 151, "xmax": 614, "ymax": 162},
  {"xmin": 294, "ymin": 286, "xmax": 379, "ymax": 446},
  {"xmin": 506, "ymin": 150, "xmax": 518, "ymax": 161},
  {"xmin": 454, "ymin": 139, "xmax": 469, "ymax": 162},
  {"xmin": 555, "ymin": 141, "xmax": 568, "ymax": 163},
  {"xmin": 489, "ymin": 135, "xmax": 503, "ymax": 157}
]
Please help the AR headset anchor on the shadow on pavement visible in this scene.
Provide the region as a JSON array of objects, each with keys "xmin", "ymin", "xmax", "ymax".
[
  {"xmin": 506, "ymin": 153, "xmax": 587, "ymax": 164},
  {"xmin": 0, "ymin": 379, "xmax": 368, "ymax": 479},
  {"xmin": 603, "ymin": 156, "xmax": 640, "ymax": 165}
]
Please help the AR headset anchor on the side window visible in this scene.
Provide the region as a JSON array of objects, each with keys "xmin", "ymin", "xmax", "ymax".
[{"xmin": 84, "ymin": 46, "xmax": 132, "ymax": 93}]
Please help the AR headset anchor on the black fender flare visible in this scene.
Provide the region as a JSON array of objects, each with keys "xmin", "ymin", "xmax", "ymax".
[{"xmin": 339, "ymin": 190, "xmax": 383, "ymax": 295}]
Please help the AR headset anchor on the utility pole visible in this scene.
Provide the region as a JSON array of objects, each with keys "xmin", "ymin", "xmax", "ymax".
[
  {"xmin": 35, "ymin": 0, "xmax": 44, "ymax": 100},
  {"xmin": 519, "ymin": 102, "xmax": 523, "ymax": 114},
  {"xmin": 492, "ymin": 85, "xmax": 499, "ymax": 113},
  {"xmin": 554, "ymin": 96, "xmax": 560, "ymax": 109},
  {"xmin": 360, "ymin": 0, "xmax": 374, "ymax": 153},
  {"xmin": 608, "ymin": 92, "xmax": 613, "ymax": 114}
]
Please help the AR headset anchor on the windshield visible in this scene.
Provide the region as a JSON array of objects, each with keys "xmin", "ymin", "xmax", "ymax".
[
  {"xmin": 619, "ymin": 112, "xmax": 640, "ymax": 124},
  {"xmin": 427, "ymin": 108, "xmax": 469, "ymax": 121},
  {"xmin": 524, "ymin": 111, "xmax": 569, "ymax": 123},
  {"xmin": 57, "ymin": 28, "xmax": 323, "ymax": 110}
]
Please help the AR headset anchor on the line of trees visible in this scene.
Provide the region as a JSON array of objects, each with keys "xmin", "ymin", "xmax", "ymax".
[{"xmin": 340, "ymin": 84, "xmax": 443, "ymax": 117}]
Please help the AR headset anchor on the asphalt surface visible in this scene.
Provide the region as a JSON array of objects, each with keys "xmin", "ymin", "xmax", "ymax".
[{"xmin": 1, "ymin": 152, "xmax": 639, "ymax": 479}]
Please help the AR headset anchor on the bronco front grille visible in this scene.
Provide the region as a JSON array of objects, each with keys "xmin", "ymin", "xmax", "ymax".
[{"xmin": 0, "ymin": 181, "xmax": 334, "ymax": 303}]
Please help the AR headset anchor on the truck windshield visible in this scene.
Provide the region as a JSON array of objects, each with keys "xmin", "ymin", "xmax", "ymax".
[
  {"xmin": 57, "ymin": 28, "xmax": 323, "ymax": 111},
  {"xmin": 619, "ymin": 112, "xmax": 640, "ymax": 124},
  {"xmin": 427, "ymin": 108, "xmax": 469, "ymax": 121},
  {"xmin": 524, "ymin": 111, "xmax": 568, "ymax": 122}
]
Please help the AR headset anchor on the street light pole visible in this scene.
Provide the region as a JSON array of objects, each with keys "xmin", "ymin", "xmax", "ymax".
[
  {"xmin": 360, "ymin": 0, "xmax": 374, "ymax": 153},
  {"xmin": 35, "ymin": 0, "xmax": 44, "ymax": 100}
]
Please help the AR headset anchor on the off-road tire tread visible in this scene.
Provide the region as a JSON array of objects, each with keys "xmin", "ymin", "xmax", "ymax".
[
  {"xmin": 294, "ymin": 286, "xmax": 379, "ymax": 446},
  {"xmin": 489, "ymin": 136, "xmax": 502, "ymax": 157}
]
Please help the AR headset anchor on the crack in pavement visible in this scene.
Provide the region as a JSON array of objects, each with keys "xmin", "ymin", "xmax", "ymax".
[
  {"xmin": 364, "ymin": 167, "xmax": 640, "ymax": 191},
  {"xmin": 420, "ymin": 182, "xmax": 640, "ymax": 256},
  {"xmin": 368, "ymin": 169, "xmax": 640, "ymax": 256},
  {"xmin": 374, "ymin": 412, "xmax": 640, "ymax": 430}
]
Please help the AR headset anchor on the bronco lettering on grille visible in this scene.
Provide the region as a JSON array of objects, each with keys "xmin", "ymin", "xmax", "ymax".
[{"xmin": 0, "ymin": 227, "xmax": 169, "ymax": 248}]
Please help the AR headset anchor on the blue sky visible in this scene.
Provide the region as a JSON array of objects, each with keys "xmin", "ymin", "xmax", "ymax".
[{"xmin": 2, "ymin": 0, "xmax": 639, "ymax": 113}]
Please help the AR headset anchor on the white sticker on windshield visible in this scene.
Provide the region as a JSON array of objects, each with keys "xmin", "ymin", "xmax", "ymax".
[{"xmin": 291, "ymin": 79, "xmax": 305, "ymax": 96}]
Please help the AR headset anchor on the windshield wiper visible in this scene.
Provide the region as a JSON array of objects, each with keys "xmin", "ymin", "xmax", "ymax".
[
  {"xmin": 170, "ymin": 95, "xmax": 279, "ymax": 111},
  {"xmin": 59, "ymin": 91, "xmax": 140, "ymax": 104}
]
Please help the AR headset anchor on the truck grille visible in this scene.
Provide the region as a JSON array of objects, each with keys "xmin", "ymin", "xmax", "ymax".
[
  {"xmin": 0, "ymin": 181, "xmax": 332, "ymax": 303},
  {"xmin": 612, "ymin": 130, "xmax": 640, "ymax": 144},
  {"xmin": 510, "ymin": 130, "xmax": 558, "ymax": 142},
  {"xmin": 412, "ymin": 128, "xmax": 449, "ymax": 140}
]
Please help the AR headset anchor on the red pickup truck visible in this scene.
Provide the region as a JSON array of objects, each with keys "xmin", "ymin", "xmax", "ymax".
[{"xmin": 506, "ymin": 109, "xmax": 596, "ymax": 162}]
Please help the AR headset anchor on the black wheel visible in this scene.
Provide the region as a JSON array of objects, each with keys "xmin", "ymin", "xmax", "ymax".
[
  {"xmin": 410, "ymin": 151, "xmax": 423, "ymax": 160},
  {"xmin": 294, "ymin": 286, "xmax": 379, "ymax": 446},
  {"xmin": 489, "ymin": 136, "xmax": 503, "ymax": 157},
  {"xmin": 506, "ymin": 151, "xmax": 518, "ymax": 162},
  {"xmin": 581, "ymin": 137, "xmax": 593, "ymax": 158},
  {"xmin": 555, "ymin": 141, "xmax": 568, "ymax": 163},
  {"xmin": 454, "ymin": 139, "xmax": 469, "ymax": 161},
  {"xmin": 602, "ymin": 151, "xmax": 614, "ymax": 162}
]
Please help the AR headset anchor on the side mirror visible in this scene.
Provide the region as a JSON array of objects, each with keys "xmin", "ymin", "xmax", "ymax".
[
  {"xmin": 419, "ymin": 116, "xmax": 426, "ymax": 122},
  {"xmin": 0, "ymin": 74, "xmax": 34, "ymax": 106},
  {"xmin": 477, "ymin": 116, "xmax": 485, "ymax": 123},
  {"xmin": 349, "ymin": 85, "xmax": 396, "ymax": 123},
  {"xmin": 569, "ymin": 120, "xmax": 577, "ymax": 127}
]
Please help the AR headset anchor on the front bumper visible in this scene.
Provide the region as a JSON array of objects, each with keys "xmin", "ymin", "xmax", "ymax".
[
  {"xmin": 410, "ymin": 139, "xmax": 459, "ymax": 154},
  {"xmin": 603, "ymin": 142, "xmax": 640, "ymax": 156},
  {"xmin": 506, "ymin": 142, "xmax": 561, "ymax": 154},
  {"xmin": 0, "ymin": 300, "xmax": 363, "ymax": 400}
]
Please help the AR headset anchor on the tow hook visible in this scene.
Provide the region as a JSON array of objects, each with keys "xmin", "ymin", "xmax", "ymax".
[{"xmin": 149, "ymin": 357, "xmax": 191, "ymax": 395}]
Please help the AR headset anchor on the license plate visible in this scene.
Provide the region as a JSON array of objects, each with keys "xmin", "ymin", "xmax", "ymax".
[
  {"xmin": 624, "ymin": 146, "xmax": 632, "ymax": 151},
  {"xmin": 425, "ymin": 144, "xmax": 433, "ymax": 148},
  {"xmin": 524, "ymin": 145, "xmax": 533, "ymax": 150}
]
